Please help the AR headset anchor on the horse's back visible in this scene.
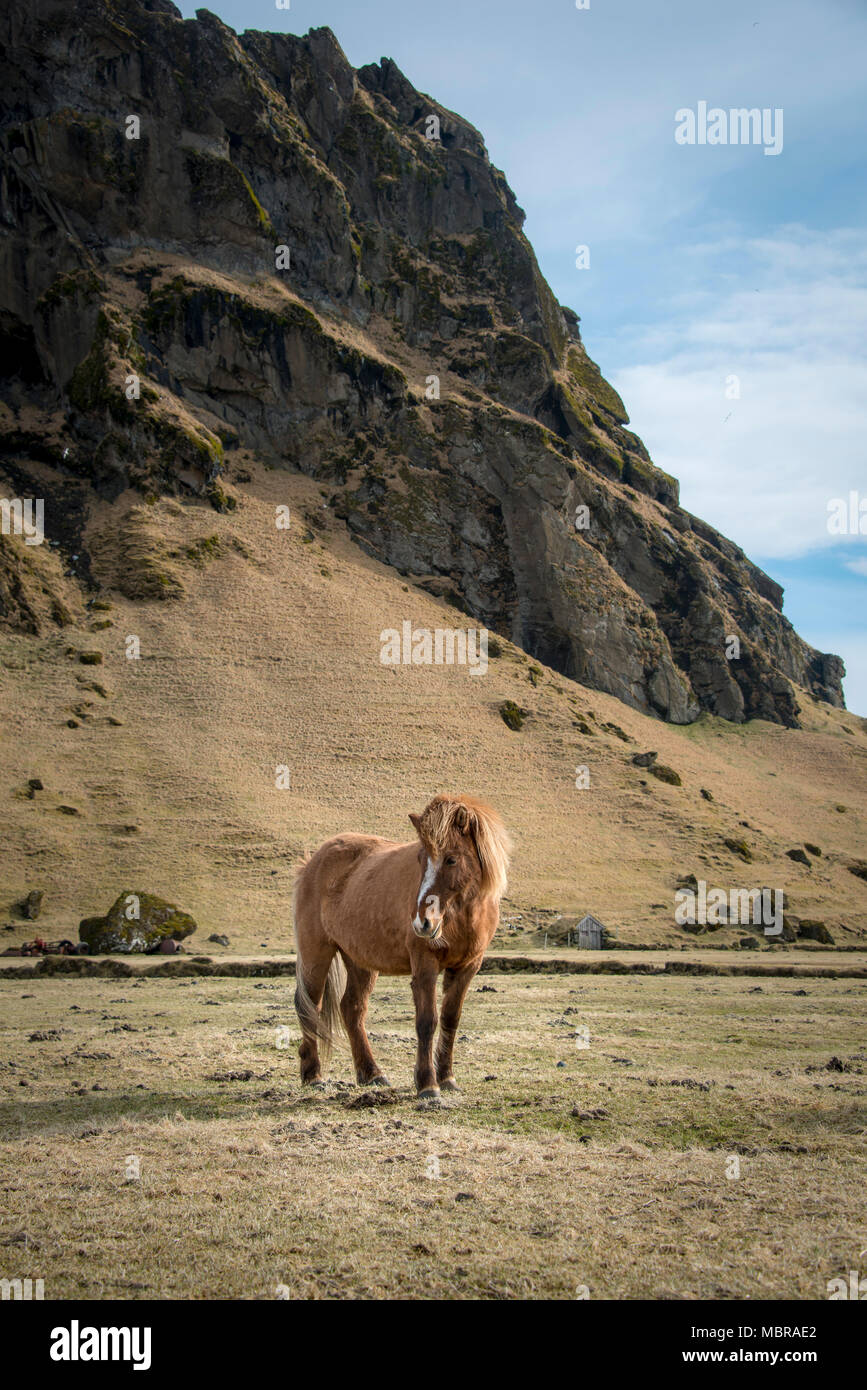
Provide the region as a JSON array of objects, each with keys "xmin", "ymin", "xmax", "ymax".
[
  {"xmin": 295, "ymin": 833, "xmax": 417, "ymax": 972},
  {"xmin": 307, "ymin": 831, "xmax": 397, "ymax": 870},
  {"xmin": 297, "ymin": 833, "xmax": 402, "ymax": 907}
]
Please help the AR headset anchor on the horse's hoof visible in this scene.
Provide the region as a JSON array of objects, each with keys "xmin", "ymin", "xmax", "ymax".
[
  {"xmin": 307, "ymin": 1080, "xmax": 327, "ymax": 1089},
  {"xmin": 417, "ymin": 1087, "xmax": 441, "ymax": 1101},
  {"xmin": 439, "ymin": 1077, "xmax": 460, "ymax": 1092},
  {"xmin": 370, "ymin": 1074, "xmax": 391, "ymax": 1087}
]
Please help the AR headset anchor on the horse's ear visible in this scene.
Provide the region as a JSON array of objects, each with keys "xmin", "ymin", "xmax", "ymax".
[{"xmin": 409, "ymin": 813, "xmax": 423, "ymax": 835}]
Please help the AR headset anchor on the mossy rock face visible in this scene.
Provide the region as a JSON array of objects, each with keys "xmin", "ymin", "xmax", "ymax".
[
  {"xmin": 78, "ymin": 892, "xmax": 197, "ymax": 953},
  {"xmin": 566, "ymin": 346, "xmax": 628, "ymax": 424},
  {"xmin": 648, "ymin": 763, "xmax": 682, "ymax": 786},
  {"xmin": 36, "ymin": 267, "xmax": 103, "ymax": 313},
  {"xmin": 183, "ymin": 149, "xmax": 275, "ymax": 239},
  {"xmin": 622, "ymin": 454, "xmax": 679, "ymax": 508},
  {"xmin": 499, "ymin": 700, "xmax": 525, "ymax": 731},
  {"xmin": 207, "ymin": 482, "xmax": 237, "ymax": 513},
  {"xmin": 65, "ymin": 314, "xmax": 115, "ymax": 413}
]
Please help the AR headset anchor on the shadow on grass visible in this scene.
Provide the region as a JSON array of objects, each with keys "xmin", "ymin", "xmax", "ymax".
[
  {"xmin": 0, "ymin": 1086, "xmax": 301, "ymax": 1137},
  {"xmin": 0, "ymin": 1080, "xmax": 448, "ymax": 1137}
]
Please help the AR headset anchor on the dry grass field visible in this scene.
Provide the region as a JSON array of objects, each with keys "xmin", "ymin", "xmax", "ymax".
[{"xmin": 1, "ymin": 964, "xmax": 865, "ymax": 1300}]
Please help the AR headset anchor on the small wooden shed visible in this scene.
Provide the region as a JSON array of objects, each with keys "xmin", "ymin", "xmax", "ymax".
[{"xmin": 576, "ymin": 913, "xmax": 606, "ymax": 949}]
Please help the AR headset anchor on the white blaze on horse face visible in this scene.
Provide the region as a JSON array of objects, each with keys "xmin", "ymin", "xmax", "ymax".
[{"xmin": 413, "ymin": 856, "xmax": 441, "ymax": 932}]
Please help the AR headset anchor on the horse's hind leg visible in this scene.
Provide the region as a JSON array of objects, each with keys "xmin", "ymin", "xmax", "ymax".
[
  {"xmin": 341, "ymin": 960, "xmax": 389, "ymax": 1086},
  {"xmin": 295, "ymin": 940, "xmax": 336, "ymax": 1085}
]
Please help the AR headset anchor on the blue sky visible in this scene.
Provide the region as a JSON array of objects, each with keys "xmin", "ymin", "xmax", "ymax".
[{"xmin": 180, "ymin": 0, "xmax": 867, "ymax": 714}]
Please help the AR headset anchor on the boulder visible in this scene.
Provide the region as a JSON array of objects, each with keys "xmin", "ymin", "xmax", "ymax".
[
  {"xmin": 786, "ymin": 848, "xmax": 811, "ymax": 868},
  {"xmin": 781, "ymin": 915, "xmax": 800, "ymax": 942},
  {"xmin": 798, "ymin": 920, "xmax": 834, "ymax": 945},
  {"xmin": 648, "ymin": 764, "xmax": 682, "ymax": 786},
  {"xmin": 19, "ymin": 889, "xmax": 44, "ymax": 920},
  {"xmin": 631, "ymin": 751, "xmax": 657, "ymax": 767},
  {"xmin": 724, "ymin": 838, "xmax": 753, "ymax": 863},
  {"xmin": 78, "ymin": 892, "xmax": 197, "ymax": 953},
  {"xmin": 499, "ymin": 700, "xmax": 525, "ymax": 731}
]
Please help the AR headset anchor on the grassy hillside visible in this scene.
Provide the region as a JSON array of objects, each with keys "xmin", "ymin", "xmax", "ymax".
[{"xmin": 2, "ymin": 457, "xmax": 865, "ymax": 954}]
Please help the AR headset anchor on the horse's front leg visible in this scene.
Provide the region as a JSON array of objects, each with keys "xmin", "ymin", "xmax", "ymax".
[
  {"xmin": 411, "ymin": 958, "xmax": 440, "ymax": 1098},
  {"xmin": 435, "ymin": 961, "xmax": 479, "ymax": 1091}
]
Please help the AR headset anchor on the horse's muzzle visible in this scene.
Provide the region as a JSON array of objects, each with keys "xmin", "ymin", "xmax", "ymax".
[{"xmin": 412, "ymin": 916, "xmax": 442, "ymax": 941}]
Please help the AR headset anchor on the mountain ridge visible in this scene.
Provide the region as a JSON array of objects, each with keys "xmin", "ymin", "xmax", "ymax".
[{"xmin": 0, "ymin": 0, "xmax": 846, "ymax": 727}]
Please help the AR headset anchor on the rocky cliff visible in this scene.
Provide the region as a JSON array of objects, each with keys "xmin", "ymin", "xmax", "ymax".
[{"xmin": 0, "ymin": 0, "xmax": 845, "ymax": 724}]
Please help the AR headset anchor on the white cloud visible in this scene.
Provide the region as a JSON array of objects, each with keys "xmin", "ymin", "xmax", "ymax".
[
  {"xmin": 609, "ymin": 228, "xmax": 867, "ymax": 559},
  {"xmin": 845, "ymin": 558, "xmax": 867, "ymax": 578}
]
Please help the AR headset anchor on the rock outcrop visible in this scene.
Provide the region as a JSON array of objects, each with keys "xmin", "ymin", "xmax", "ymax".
[
  {"xmin": 0, "ymin": 0, "xmax": 845, "ymax": 724},
  {"xmin": 79, "ymin": 891, "xmax": 197, "ymax": 953}
]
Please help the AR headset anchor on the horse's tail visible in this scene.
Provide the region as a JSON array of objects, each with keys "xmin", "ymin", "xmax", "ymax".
[
  {"xmin": 293, "ymin": 860, "xmax": 346, "ymax": 1060},
  {"xmin": 294, "ymin": 952, "xmax": 346, "ymax": 1061}
]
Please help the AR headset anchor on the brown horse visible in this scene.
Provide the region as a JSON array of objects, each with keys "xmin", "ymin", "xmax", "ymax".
[{"xmin": 293, "ymin": 794, "xmax": 511, "ymax": 1098}]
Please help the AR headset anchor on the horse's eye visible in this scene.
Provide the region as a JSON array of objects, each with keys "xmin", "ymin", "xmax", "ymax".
[{"xmin": 445, "ymin": 856, "xmax": 457, "ymax": 866}]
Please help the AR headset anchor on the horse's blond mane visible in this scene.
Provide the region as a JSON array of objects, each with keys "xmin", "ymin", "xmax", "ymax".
[{"xmin": 417, "ymin": 794, "xmax": 512, "ymax": 900}]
